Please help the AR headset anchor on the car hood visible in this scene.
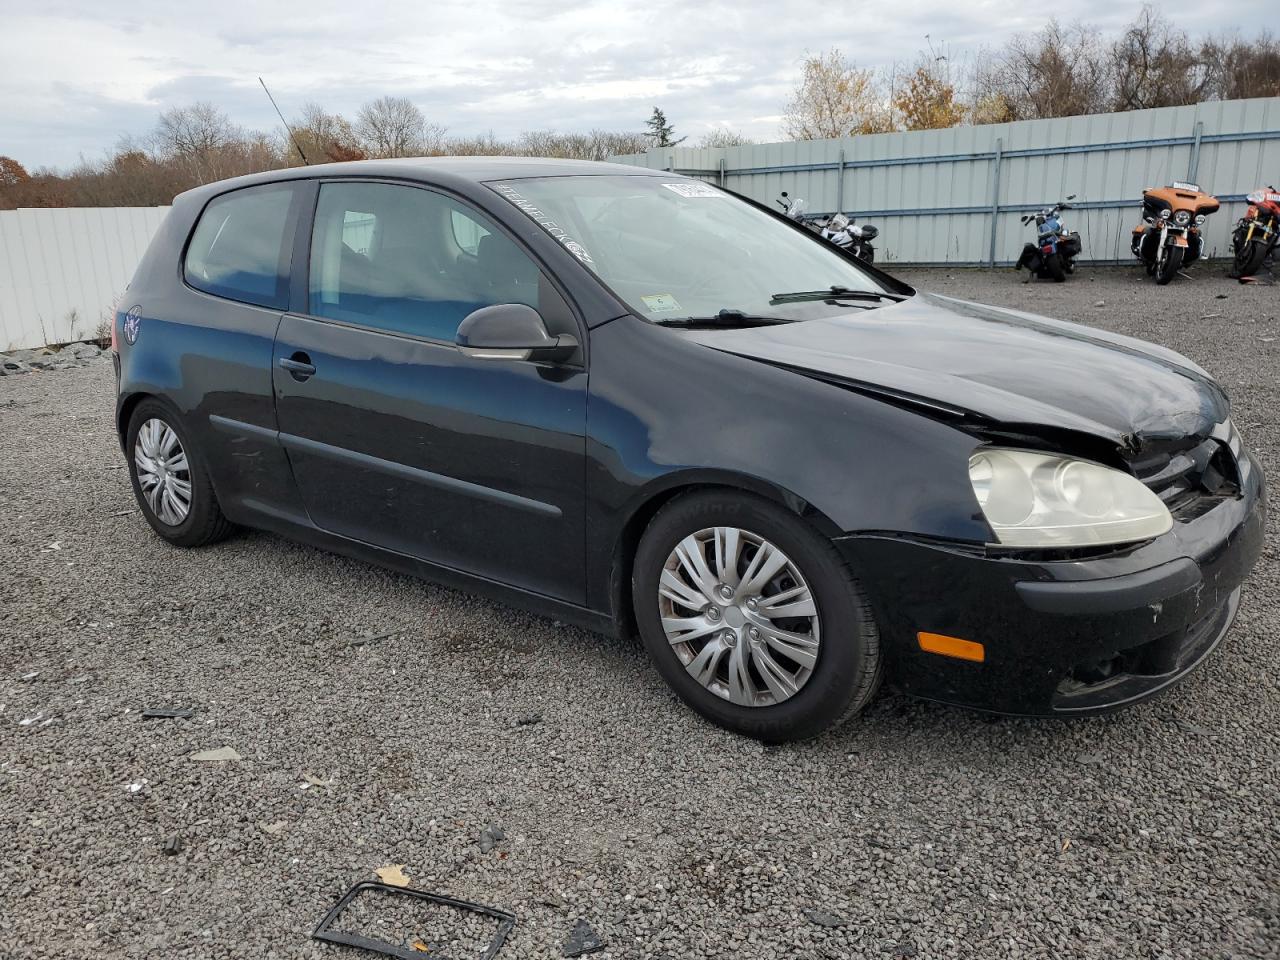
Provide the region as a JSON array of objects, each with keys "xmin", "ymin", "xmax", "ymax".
[{"xmin": 681, "ymin": 292, "xmax": 1228, "ymax": 450}]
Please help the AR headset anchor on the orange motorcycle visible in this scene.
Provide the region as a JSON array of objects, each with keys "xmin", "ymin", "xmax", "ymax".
[{"xmin": 1130, "ymin": 182, "xmax": 1219, "ymax": 285}]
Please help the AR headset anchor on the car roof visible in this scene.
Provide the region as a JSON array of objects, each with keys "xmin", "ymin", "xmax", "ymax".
[{"xmin": 174, "ymin": 156, "xmax": 672, "ymax": 203}]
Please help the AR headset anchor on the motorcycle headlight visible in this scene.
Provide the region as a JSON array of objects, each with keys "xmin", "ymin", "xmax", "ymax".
[
  {"xmin": 1174, "ymin": 209, "xmax": 1191, "ymax": 226},
  {"xmin": 1159, "ymin": 208, "xmax": 1171, "ymax": 219},
  {"xmin": 1194, "ymin": 214, "xmax": 1206, "ymax": 225},
  {"xmin": 968, "ymin": 448, "xmax": 1172, "ymax": 548}
]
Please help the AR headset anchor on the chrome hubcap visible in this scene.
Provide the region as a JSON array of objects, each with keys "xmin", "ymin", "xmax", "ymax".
[
  {"xmin": 658, "ymin": 526, "xmax": 821, "ymax": 707},
  {"xmin": 133, "ymin": 418, "xmax": 192, "ymax": 526}
]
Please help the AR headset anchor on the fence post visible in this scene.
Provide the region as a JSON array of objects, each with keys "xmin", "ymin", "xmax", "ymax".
[
  {"xmin": 1187, "ymin": 120, "xmax": 1203, "ymax": 183},
  {"xmin": 835, "ymin": 148, "xmax": 846, "ymax": 213},
  {"xmin": 719, "ymin": 157, "xmax": 726, "ymax": 187},
  {"xmin": 987, "ymin": 138, "xmax": 1003, "ymax": 267},
  {"xmin": 666, "ymin": 154, "xmax": 673, "ymax": 172}
]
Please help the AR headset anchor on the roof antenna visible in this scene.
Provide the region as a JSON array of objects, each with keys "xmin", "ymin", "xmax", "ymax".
[{"xmin": 259, "ymin": 76, "xmax": 309, "ymax": 165}]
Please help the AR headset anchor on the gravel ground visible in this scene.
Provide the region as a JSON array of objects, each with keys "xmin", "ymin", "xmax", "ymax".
[{"xmin": 1, "ymin": 264, "xmax": 1277, "ymax": 960}]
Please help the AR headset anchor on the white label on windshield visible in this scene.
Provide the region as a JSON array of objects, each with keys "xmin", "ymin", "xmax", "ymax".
[
  {"xmin": 491, "ymin": 182, "xmax": 595, "ymax": 264},
  {"xmin": 641, "ymin": 293, "xmax": 681, "ymax": 313},
  {"xmin": 661, "ymin": 182, "xmax": 722, "ymax": 198}
]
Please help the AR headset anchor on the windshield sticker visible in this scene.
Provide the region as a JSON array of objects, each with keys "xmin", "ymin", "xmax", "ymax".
[
  {"xmin": 641, "ymin": 294, "xmax": 681, "ymax": 313},
  {"xmin": 661, "ymin": 182, "xmax": 722, "ymax": 198},
  {"xmin": 491, "ymin": 183, "xmax": 595, "ymax": 264}
]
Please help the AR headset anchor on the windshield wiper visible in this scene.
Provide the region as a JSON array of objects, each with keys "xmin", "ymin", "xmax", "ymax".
[
  {"xmin": 650, "ymin": 309, "xmax": 796, "ymax": 328},
  {"xmin": 770, "ymin": 285, "xmax": 907, "ymax": 305}
]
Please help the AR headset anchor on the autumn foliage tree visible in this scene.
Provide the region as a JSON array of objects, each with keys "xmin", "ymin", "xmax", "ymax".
[
  {"xmin": 893, "ymin": 60, "xmax": 967, "ymax": 131},
  {"xmin": 783, "ymin": 49, "xmax": 891, "ymax": 140}
]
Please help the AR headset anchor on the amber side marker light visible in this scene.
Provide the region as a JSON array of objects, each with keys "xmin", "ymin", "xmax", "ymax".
[{"xmin": 917, "ymin": 632, "xmax": 985, "ymax": 663}]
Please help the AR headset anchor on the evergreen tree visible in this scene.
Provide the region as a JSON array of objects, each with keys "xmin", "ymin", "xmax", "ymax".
[{"xmin": 644, "ymin": 107, "xmax": 686, "ymax": 147}]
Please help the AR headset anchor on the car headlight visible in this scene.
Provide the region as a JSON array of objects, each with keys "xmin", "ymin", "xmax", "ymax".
[
  {"xmin": 1174, "ymin": 209, "xmax": 1191, "ymax": 226},
  {"xmin": 968, "ymin": 448, "xmax": 1172, "ymax": 547}
]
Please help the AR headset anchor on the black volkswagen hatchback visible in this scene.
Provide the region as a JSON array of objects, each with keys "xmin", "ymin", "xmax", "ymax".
[{"xmin": 113, "ymin": 158, "xmax": 1265, "ymax": 740}]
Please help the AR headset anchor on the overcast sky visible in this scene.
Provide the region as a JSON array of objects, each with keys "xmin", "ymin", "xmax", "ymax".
[{"xmin": 1, "ymin": 0, "xmax": 1267, "ymax": 170}]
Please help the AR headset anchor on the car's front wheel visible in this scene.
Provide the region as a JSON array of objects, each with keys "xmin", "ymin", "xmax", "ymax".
[
  {"xmin": 632, "ymin": 491, "xmax": 882, "ymax": 741},
  {"xmin": 126, "ymin": 399, "xmax": 234, "ymax": 547}
]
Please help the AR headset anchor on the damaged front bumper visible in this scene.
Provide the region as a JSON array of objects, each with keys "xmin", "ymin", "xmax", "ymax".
[{"xmin": 836, "ymin": 451, "xmax": 1266, "ymax": 717}]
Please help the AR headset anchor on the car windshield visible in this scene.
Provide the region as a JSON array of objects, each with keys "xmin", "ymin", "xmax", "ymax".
[{"xmin": 487, "ymin": 176, "xmax": 903, "ymax": 323}]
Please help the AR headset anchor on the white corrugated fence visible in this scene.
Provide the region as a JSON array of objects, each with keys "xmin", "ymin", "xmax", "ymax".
[{"xmin": 0, "ymin": 206, "xmax": 169, "ymax": 352}]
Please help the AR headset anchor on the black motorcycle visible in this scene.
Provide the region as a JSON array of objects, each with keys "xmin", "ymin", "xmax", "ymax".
[{"xmin": 1014, "ymin": 196, "xmax": 1082, "ymax": 282}]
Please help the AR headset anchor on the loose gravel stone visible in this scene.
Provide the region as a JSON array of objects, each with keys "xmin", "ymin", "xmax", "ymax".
[{"xmin": 0, "ymin": 265, "xmax": 1276, "ymax": 959}]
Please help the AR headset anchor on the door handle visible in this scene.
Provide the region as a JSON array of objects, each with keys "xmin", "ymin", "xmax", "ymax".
[{"xmin": 279, "ymin": 353, "xmax": 316, "ymax": 381}]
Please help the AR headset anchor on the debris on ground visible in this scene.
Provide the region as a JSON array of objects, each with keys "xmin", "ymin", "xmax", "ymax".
[
  {"xmin": 562, "ymin": 918, "xmax": 605, "ymax": 957},
  {"xmin": 0, "ymin": 343, "xmax": 108, "ymax": 377},
  {"xmin": 804, "ymin": 908, "xmax": 847, "ymax": 928},
  {"xmin": 161, "ymin": 835, "xmax": 182, "ymax": 856},
  {"xmin": 515, "ymin": 712, "xmax": 542, "ymax": 727},
  {"xmin": 374, "ymin": 864, "xmax": 411, "ymax": 887},
  {"xmin": 342, "ymin": 630, "xmax": 398, "ymax": 649},
  {"xmin": 890, "ymin": 941, "xmax": 919, "ymax": 958},
  {"xmin": 141, "ymin": 707, "xmax": 194, "ymax": 719},
  {"xmin": 479, "ymin": 824, "xmax": 506, "ymax": 854},
  {"xmin": 258, "ymin": 821, "xmax": 288, "ymax": 835},
  {"xmin": 313, "ymin": 880, "xmax": 516, "ymax": 959},
  {"xmin": 301, "ymin": 771, "xmax": 336, "ymax": 789},
  {"xmin": 190, "ymin": 746, "xmax": 242, "ymax": 762}
]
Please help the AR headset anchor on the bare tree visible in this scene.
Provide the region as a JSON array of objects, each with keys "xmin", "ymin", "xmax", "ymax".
[
  {"xmin": 151, "ymin": 102, "xmax": 244, "ymax": 181},
  {"xmin": 291, "ymin": 102, "xmax": 363, "ymax": 163},
  {"xmin": 355, "ymin": 96, "xmax": 445, "ymax": 158},
  {"xmin": 697, "ymin": 129, "xmax": 754, "ymax": 148},
  {"xmin": 783, "ymin": 49, "xmax": 891, "ymax": 140},
  {"xmin": 1201, "ymin": 31, "xmax": 1280, "ymax": 100},
  {"xmin": 972, "ymin": 20, "xmax": 1110, "ymax": 121},
  {"xmin": 1110, "ymin": 6, "xmax": 1211, "ymax": 110}
]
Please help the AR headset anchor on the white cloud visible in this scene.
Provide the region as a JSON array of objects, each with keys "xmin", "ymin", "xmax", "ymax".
[{"xmin": 1, "ymin": 0, "xmax": 1268, "ymax": 168}]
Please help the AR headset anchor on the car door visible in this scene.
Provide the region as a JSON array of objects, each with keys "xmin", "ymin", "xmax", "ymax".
[
  {"xmin": 271, "ymin": 179, "xmax": 588, "ymax": 603},
  {"xmin": 174, "ymin": 181, "xmax": 310, "ymax": 522}
]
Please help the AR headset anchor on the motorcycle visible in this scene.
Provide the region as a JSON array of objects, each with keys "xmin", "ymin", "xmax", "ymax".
[
  {"xmin": 1230, "ymin": 186, "xmax": 1280, "ymax": 278},
  {"xmin": 1014, "ymin": 196, "xmax": 1082, "ymax": 282},
  {"xmin": 777, "ymin": 191, "xmax": 879, "ymax": 262},
  {"xmin": 1130, "ymin": 182, "xmax": 1219, "ymax": 285}
]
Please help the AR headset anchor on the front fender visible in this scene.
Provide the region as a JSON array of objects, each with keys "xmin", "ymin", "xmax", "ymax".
[{"xmin": 583, "ymin": 315, "xmax": 987, "ymax": 610}]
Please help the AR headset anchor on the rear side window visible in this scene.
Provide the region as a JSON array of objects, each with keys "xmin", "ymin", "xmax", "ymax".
[
  {"xmin": 308, "ymin": 181, "xmax": 546, "ymax": 342},
  {"xmin": 184, "ymin": 184, "xmax": 296, "ymax": 309}
]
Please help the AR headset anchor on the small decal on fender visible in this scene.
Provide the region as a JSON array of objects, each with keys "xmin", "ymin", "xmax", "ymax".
[{"xmin": 124, "ymin": 305, "xmax": 143, "ymax": 345}]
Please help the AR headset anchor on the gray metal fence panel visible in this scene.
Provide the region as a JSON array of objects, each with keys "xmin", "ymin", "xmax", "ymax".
[{"xmin": 612, "ymin": 97, "xmax": 1280, "ymax": 266}]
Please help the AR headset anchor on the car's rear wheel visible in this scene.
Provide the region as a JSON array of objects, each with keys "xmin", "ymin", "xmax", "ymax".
[
  {"xmin": 126, "ymin": 399, "xmax": 234, "ymax": 547},
  {"xmin": 632, "ymin": 491, "xmax": 882, "ymax": 741}
]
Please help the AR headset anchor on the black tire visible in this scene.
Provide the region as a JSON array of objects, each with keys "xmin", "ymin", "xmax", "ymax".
[
  {"xmin": 1155, "ymin": 243, "xmax": 1184, "ymax": 285},
  {"xmin": 632, "ymin": 490, "xmax": 882, "ymax": 742},
  {"xmin": 1233, "ymin": 236, "xmax": 1267, "ymax": 278},
  {"xmin": 1043, "ymin": 253, "xmax": 1066, "ymax": 283},
  {"xmin": 125, "ymin": 398, "xmax": 234, "ymax": 547}
]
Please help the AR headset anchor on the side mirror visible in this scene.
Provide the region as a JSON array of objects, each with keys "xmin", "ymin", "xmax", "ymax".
[{"xmin": 456, "ymin": 303, "xmax": 578, "ymax": 363}]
